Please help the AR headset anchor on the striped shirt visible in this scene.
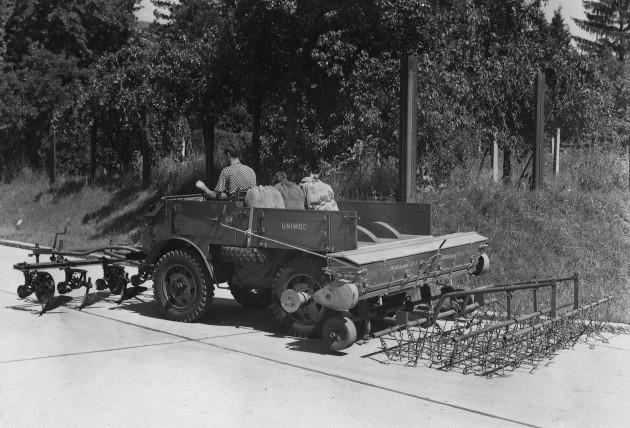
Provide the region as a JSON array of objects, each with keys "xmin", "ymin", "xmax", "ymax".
[{"xmin": 215, "ymin": 161, "xmax": 257, "ymax": 198}]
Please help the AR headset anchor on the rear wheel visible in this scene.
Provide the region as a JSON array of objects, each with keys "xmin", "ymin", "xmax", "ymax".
[
  {"xmin": 229, "ymin": 280, "xmax": 272, "ymax": 309},
  {"xmin": 271, "ymin": 256, "xmax": 338, "ymax": 338},
  {"xmin": 153, "ymin": 249, "xmax": 214, "ymax": 322}
]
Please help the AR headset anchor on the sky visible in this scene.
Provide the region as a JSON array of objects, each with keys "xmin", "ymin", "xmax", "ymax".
[
  {"xmin": 543, "ymin": 0, "xmax": 590, "ymax": 41},
  {"xmin": 136, "ymin": 0, "xmax": 592, "ymax": 41}
]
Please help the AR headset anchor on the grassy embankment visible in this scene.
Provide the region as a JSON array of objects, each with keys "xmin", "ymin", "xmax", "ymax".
[{"xmin": 1, "ymin": 148, "xmax": 629, "ymax": 322}]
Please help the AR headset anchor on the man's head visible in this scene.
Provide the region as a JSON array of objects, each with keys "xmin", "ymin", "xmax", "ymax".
[
  {"xmin": 224, "ymin": 144, "xmax": 241, "ymax": 160},
  {"xmin": 273, "ymin": 171, "xmax": 287, "ymax": 184}
]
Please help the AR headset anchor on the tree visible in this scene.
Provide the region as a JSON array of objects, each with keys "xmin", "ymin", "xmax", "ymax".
[
  {"xmin": 151, "ymin": 0, "xmax": 234, "ymax": 181},
  {"xmin": 4, "ymin": 0, "xmax": 138, "ymax": 66},
  {"xmin": 573, "ymin": 0, "xmax": 630, "ymax": 60},
  {"xmin": 550, "ymin": 7, "xmax": 572, "ymax": 47},
  {"xmin": 0, "ymin": 0, "xmax": 140, "ymax": 176}
]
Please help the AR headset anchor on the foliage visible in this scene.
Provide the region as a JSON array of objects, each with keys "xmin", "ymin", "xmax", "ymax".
[
  {"xmin": 573, "ymin": 0, "xmax": 630, "ymax": 60},
  {"xmin": 0, "ymin": 0, "xmax": 139, "ymax": 180},
  {"xmin": 0, "ymin": 0, "xmax": 627, "ymax": 190}
]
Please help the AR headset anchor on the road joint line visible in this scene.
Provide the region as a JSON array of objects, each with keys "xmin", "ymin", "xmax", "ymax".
[{"xmin": 0, "ymin": 339, "xmax": 191, "ymax": 364}]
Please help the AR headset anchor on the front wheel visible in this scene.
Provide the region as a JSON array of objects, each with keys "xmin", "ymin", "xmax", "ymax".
[{"xmin": 153, "ymin": 249, "xmax": 214, "ymax": 322}]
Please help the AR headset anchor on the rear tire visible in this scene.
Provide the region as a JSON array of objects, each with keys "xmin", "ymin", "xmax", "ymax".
[
  {"xmin": 153, "ymin": 249, "xmax": 214, "ymax": 322},
  {"xmin": 229, "ymin": 280, "xmax": 272, "ymax": 309},
  {"xmin": 271, "ymin": 256, "xmax": 338, "ymax": 338}
]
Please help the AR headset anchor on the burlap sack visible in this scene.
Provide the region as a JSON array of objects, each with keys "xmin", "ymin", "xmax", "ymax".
[
  {"xmin": 299, "ymin": 176, "xmax": 339, "ymax": 211},
  {"xmin": 245, "ymin": 186, "xmax": 285, "ymax": 208},
  {"xmin": 274, "ymin": 180, "xmax": 305, "ymax": 209}
]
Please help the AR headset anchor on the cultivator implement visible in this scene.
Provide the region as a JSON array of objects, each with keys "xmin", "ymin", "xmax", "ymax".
[
  {"xmin": 4, "ymin": 233, "xmax": 150, "ymax": 314},
  {"xmin": 372, "ymin": 276, "xmax": 615, "ymax": 376}
]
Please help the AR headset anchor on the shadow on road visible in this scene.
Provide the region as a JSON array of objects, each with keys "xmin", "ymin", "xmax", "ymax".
[
  {"xmin": 110, "ymin": 295, "xmax": 280, "ymax": 333},
  {"xmin": 6, "ymin": 295, "xmax": 73, "ymax": 315},
  {"xmin": 281, "ymin": 336, "xmax": 332, "ymax": 355}
]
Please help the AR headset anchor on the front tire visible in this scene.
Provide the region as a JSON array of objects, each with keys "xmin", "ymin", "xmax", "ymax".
[{"xmin": 153, "ymin": 249, "xmax": 214, "ymax": 322}]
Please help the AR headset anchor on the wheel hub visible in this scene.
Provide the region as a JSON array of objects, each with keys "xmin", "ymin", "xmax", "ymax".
[
  {"xmin": 173, "ymin": 280, "xmax": 186, "ymax": 295},
  {"xmin": 164, "ymin": 266, "xmax": 196, "ymax": 309},
  {"xmin": 286, "ymin": 277, "xmax": 323, "ymax": 323}
]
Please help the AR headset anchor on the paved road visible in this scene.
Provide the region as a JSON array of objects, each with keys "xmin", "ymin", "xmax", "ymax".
[{"xmin": 1, "ymin": 245, "xmax": 629, "ymax": 427}]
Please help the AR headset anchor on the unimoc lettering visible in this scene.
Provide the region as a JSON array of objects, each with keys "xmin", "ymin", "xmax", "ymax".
[{"xmin": 282, "ymin": 223, "xmax": 308, "ymax": 231}]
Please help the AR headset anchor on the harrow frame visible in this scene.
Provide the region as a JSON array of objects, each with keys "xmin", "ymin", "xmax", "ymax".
[{"xmin": 373, "ymin": 274, "xmax": 615, "ymax": 375}]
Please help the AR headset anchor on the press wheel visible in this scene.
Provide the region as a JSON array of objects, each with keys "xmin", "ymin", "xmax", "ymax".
[{"xmin": 322, "ymin": 316, "xmax": 357, "ymax": 351}]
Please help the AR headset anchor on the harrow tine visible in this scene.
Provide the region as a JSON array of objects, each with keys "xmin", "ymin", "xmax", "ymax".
[{"xmin": 377, "ymin": 290, "xmax": 615, "ymax": 376}]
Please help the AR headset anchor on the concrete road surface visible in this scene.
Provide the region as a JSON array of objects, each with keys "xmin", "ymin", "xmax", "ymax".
[{"xmin": 1, "ymin": 245, "xmax": 629, "ymax": 428}]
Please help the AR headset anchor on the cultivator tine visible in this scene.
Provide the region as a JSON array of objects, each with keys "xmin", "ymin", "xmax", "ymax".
[{"xmin": 377, "ymin": 282, "xmax": 615, "ymax": 376}]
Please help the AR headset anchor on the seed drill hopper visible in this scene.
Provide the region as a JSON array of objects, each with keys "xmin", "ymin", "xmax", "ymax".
[{"xmin": 5, "ymin": 196, "xmax": 614, "ymax": 369}]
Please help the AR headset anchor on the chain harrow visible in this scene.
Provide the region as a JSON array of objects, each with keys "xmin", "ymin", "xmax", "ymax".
[{"xmin": 378, "ymin": 290, "xmax": 615, "ymax": 376}]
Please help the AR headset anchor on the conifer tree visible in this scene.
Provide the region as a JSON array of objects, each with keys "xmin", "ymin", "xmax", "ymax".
[
  {"xmin": 551, "ymin": 7, "xmax": 572, "ymax": 46},
  {"xmin": 573, "ymin": 0, "xmax": 630, "ymax": 60}
]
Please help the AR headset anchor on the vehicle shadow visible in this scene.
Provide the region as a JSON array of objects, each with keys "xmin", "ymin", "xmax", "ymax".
[
  {"xmin": 280, "ymin": 335, "xmax": 331, "ymax": 355},
  {"xmin": 110, "ymin": 295, "xmax": 281, "ymax": 333}
]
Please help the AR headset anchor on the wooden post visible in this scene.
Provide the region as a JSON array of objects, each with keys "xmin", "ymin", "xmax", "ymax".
[
  {"xmin": 551, "ymin": 137, "xmax": 555, "ymax": 158},
  {"xmin": 554, "ymin": 129, "xmax": 560, "ymax": 176},
  {"xmin": 492, "ymin": 139, "xmax": 499, "ymax": 183},
  {"xmin": 532, "ymin": 71, "xmax": 545, "ymax": 190},
  {"xmin": 399, "ymin": 54, "xmax": 418, "ymax": 202}
]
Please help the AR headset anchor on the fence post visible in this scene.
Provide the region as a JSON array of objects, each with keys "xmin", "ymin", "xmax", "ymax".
[
  {"xmin": 532, "ymin": 71, "xmax": 545, "ymax": 190},
  {"xmin": 550, "ymin": 281, "xmax": 557, "ymax": 319},
  {"xmin": 554, "ymin": 128, "xmax": 560, "ymax": 176},
  {"xmin": 492, "ymin": 139, "xmax": 499, "ymax": 183},
  {"xmin": 573, "ymin": 273, "xmax": 579, "ymax": 310},
  {"xmin": 399, "ymin": 54, "xmax": 418, "ymax": 202}
]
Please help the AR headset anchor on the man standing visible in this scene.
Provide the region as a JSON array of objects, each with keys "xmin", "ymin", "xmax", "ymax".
[{"xmin": 196, "ymin": 144, "xmax": 256, "ymax": 200}]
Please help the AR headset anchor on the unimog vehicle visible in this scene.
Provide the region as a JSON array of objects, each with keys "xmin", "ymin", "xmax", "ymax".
[{"xmin": 115, "ymin": 195, "xmax": 488, "ymax": 350}]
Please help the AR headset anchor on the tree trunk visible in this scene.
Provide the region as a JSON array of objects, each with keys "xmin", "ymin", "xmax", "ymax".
[
  {"xmin": 284, "ymin": 89, "xmax": 297, "ymax": 161},
  {"xmin": 201, "ymin": 112, "xmax": 215, "ymax": 181},
  {"xmin": 49, "ymin": 131, "xmax": 56, "ymax": 184},
  {"xmin": 251, "ymin": 97, "xmax": 263, "ymax": 177},
  {"xmin": 502, "ymin": 146, "xmax": 511, "ymax": 183},
  {"xmin": 140, "ymin": 108, "xmax": 151, "ymax": 189},
  {"xmin": 90, "ymin": 119, "xmax": 97, "ymax": 184}
]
